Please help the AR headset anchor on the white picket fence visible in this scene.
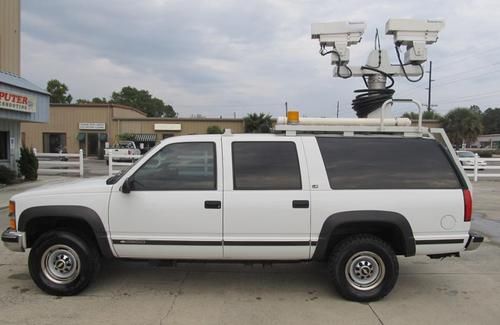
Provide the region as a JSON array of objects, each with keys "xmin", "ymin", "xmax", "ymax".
[
  {"xmin": 33, "ymin": 148, "xmax": 84, "ymax": 177},
  {"xmin": 460, "ymin": 156, "xmax": 500, "ymax": 182},
  {"xmin": 108, "ymin": 151, "xmax": 142, "ymax": 176}
]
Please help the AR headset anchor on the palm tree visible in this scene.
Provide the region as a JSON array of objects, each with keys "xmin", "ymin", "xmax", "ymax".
[
  {"xmin": 243, "ymin": 113, "xmax": 273, "ymax": 133},
  {"xmin": 441, "ymin": 108, "xmax": 483, "ymax": 147}
]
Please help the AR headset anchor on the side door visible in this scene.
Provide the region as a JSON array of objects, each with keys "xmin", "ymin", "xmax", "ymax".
[
  {"xmin": 222, "ymin": 136, "xmax": 311, "ymax": 260},
  {"xmin": 108, "ymin": 137, "xmax": 223, "ymax": 259}
]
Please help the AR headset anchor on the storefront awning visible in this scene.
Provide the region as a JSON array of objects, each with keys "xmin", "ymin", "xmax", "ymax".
[{"xmin": 134, "ymin": 134, "xmax": 157, "ymax": 142}]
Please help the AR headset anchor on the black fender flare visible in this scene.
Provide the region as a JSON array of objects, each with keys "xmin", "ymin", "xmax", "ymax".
[
  {"xmin": 18, "ymin": 205, "xmax": 114, "ymax": 258},
  {"xmin": 312, "ymin": 210, "xmax": 415, "ymax": 260}
]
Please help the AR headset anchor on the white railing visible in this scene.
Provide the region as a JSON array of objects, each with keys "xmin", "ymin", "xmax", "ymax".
[
  {"xmin": 460, "ymin": 156, "xmax": 500, "ymax": 182},
  {"xmin": 33, "ymin": 148, "xmax": 84, "ymax": 177},
  {"xmin": 108, "ymin": 151, "xmax": 142, "ymax": 176}
]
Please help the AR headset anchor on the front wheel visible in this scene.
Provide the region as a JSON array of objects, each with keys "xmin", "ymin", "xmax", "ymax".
[
  {"xmin": 328, "ymin": 234, "xmax": 398, "ymax": 302},
  {"xmin": 28, "ymin": 231, "xmax": 101, "ymax": 296}
]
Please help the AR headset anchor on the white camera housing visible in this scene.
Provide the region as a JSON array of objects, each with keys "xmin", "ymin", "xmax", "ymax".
[
  {"xmin": 311, "ymin": 21, "xmax": 366, "ymax": 63},
  {"xmin": 386, "ymin": 19, "xmax": 445, "ymax": 64}
]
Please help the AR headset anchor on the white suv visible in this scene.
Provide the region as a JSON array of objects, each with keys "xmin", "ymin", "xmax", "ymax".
[{"xmin": 2, "ymin": 129, "xmax": 483, "ymax": 301}]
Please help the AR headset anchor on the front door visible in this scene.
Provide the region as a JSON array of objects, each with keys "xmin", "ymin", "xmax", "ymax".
[
  {"xmin": 222, "ymin": 136, "xmax": 311, "ymax": 260},
  {"xmin": 108, "ymin": 138, "xmax": 223, "ymax": 259},
  {"xmin": 87, "ymin": 133, "xmax": 98, "ymax": 156}
]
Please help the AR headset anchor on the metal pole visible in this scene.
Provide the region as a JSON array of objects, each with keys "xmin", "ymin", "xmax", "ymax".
[
  {"xmin": 108, "ymin": 151, "xmax": 113, "ymax": 176},
  {"xmin": 474, "ymin": 154, "xmax": 478, "ymax": 182},
  {"xmin": 427, "ymin": 61, "xmax": 432, "ymax": 112},
  {"xmin": 336, "ymin": 101, "xmax": 340, "ymax": 118},
  {"xmin": 79, "ymin": 149, "xmax": 84, "ymax": 177},
  {"xmin": 285, "ymin": 102, "xmax": 288, "ymax": 116}
]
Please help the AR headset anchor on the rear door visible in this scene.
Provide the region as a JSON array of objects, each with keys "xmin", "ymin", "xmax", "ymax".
[{"xmin": 222, "ymin": 136, "xmax": 311, "ymax": 260}]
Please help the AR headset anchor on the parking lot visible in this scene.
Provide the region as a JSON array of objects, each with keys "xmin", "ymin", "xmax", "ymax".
[{"xmin": 1, "ymin": 173, "xmax": 500, "ymax": 324}]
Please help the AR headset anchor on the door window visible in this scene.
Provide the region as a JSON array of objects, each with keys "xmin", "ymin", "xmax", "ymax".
[
  {"xmin": 232, "ymin": 142, "xmax": 302, "ymax": 190},
  {"xmin": 131, "ymin": 142, "xmax": 216, "ymax": 191}
]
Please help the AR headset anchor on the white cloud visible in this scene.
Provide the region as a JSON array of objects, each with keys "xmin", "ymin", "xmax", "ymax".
[{"xmin": 20, "ymin": 0, "xmax": 500, "ymax": 118}]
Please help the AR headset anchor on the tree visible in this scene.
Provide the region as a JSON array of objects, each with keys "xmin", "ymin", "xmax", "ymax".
[
  {"xmin": 482, "ymin": 108, "xmax": 500, "ymax": 134},
  {"xmin": 46, "ymin": 79, "xmax": 72, "ymax": 104},
  {"xmin": 76, "ymin": 97, "xmax": 108, "ymax": 104},
  {"xmin": 243, "ymin": 113, "xmax": 273, "ymax": 133},
  {"xmin": 402, "ymin": 110, "xmax": 442, "ymax": 120},
  {"xmin": 441, "ymin": 108, "xmax": 483, "ymax": 146},
  {"xmin": 207, "ymin": 125, "xmax": 224, "ymax": 134},
  {"xmin": 469, "ymin": 104, "xmax": 481, "ymax": 115},
  {"xmin": 110, "ymin": 86, "xmax": 176, "ymax": 117},
  {"xmin": 17, "ymin": 147, "xmax": 38, "ymax": 181}
]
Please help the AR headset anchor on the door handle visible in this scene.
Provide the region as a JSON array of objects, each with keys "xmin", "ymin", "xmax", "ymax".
[
  {"xmin": 292, "ymin": 200, "xmax": 309, "ymax": 208},
  {"xmin": 204, "ymin": 200, "xmax": 221, "ymax": 209}
]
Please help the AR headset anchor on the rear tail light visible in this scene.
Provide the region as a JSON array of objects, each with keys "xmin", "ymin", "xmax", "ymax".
[{"xmin": 463, "ymin": 189, "xmax": 472, "ymax": 222}]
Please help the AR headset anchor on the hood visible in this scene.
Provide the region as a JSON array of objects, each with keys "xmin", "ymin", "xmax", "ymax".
[{"xmin": 12, "ymin": 177, "xmax": 112, "ymax": 199}]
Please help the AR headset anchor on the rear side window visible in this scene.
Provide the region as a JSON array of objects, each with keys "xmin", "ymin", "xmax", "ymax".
[
  {"xmin": 317, "ymin": 137, "xmax": 461, "ymax": 189},
  {"xmin": 232, "ymin": 142, "xmax": 302, "ymax": 190}
]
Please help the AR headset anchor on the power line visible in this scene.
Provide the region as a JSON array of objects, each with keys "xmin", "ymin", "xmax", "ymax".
[{"xmin": 434, "ymin": 89, "xmax": 500, "ymax": 105}]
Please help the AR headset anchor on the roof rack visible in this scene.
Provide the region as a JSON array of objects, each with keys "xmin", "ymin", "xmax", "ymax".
[{"xmin": 274, "ymin": 99, "xmax": 427, "ymax": 137}]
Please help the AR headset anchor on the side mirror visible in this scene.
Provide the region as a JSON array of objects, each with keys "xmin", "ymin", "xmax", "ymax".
[{"xmin": 121, "ymin": 178, "xmax": 132, "ymax": 194}]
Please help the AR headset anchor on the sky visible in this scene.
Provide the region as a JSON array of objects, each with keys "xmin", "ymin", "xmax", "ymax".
[{"xmin": 19, "ymin": 0, "xmax": 500, "ymax": 118}]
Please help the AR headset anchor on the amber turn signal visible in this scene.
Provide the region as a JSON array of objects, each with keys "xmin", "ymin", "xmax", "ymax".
[
  {"xmin": 287, "ymin": 111, "xmax": 300, "ymax": 124},
  {"xmin": 8, "ymin": 201, "xmax": 16, "ymax": 230}
]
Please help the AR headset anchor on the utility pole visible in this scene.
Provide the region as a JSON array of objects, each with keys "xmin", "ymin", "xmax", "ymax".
[
  {"xmin": 426, "ymin": 61, "xmax": 433, "ymax": 112},
  {"xmin": 285, "ymin": 101, "xmax": 288, "ymax": 115},
  {"xmin": 336, "ymin": 101, "xmax": 340, "ymax": 118}
]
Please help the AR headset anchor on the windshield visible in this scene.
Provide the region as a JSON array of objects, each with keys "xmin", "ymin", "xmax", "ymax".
[{"xmin": 457, "ymin": 151, "xmax": 475, "ymax": 158}]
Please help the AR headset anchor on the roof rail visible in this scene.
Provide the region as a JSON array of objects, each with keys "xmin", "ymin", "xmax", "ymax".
[{"xmin": 274, "ymin": 98, "xmax": 425, "ymax": 137}]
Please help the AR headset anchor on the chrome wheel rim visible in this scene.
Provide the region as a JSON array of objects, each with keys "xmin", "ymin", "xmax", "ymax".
[
  {"xmin": 345, "ymin": 251, "xmax": 385, "ymax": 291},
  {"xmin": 41, "ymin": 244, "xmax": 80, "ymax": 284}
]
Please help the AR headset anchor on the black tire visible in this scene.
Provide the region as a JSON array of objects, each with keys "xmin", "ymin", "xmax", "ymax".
[
  {"xmin": 28, "ymin": 230, "xmax": 101, "ymax": 296},
  {"xmin": 328, "ymin": 234, "xmax": 398, "ymax": 302}
]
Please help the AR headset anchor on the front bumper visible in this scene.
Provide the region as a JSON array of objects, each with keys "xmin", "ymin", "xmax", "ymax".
[
  {"xmin": 465, "ymin": 232, "xmax": 484, "ymax": 251},
  {"xmin": 1, "ymin": 228, "xmax": 26, "ymax": 252}
]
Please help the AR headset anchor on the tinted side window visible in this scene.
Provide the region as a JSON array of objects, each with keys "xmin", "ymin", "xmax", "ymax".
[
  {"xmin": 317, "ymin": 137, "xmax": 461, "ymax": 189},
  {"xmin": 131, "ymin": 142, "xmax": 216, "ymax": 190},
  {"xmin": 232, "ymin": 142, "xmax": 302, "ymax": 190}
]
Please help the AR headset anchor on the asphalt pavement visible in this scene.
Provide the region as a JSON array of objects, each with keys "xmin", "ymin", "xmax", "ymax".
[{"xmin": 1, "ymin": 171, "xmax": 500, "ymax": 324}]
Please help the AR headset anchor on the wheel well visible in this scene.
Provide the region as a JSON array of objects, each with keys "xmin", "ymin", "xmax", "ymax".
[
  {"xmin": 25, "ymin": 217, "xmax": 100, "ymax": 255},
  {"xmin": 325, "ymin": 222, "xmax": 407, "ymax": 257}
]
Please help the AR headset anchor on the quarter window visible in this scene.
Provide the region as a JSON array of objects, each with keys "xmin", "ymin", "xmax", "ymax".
[
  {"xmin": 131, "ymin": 142, "xmax": 216, "ymax": 191},
  {"xmin": 317, "ymin": 137, "xmax": 461, "ymax": 189},
  {"xmin": 232, "ymin": 142, "xmax": 302, "ymax": 190}
]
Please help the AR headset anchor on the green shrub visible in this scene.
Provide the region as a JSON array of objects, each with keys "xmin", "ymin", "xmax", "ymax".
[
  {"xmin": 0, "ymin": 166, "xmax": 17, "ymax": 184},
  {"xmin": 207, "ymin": 125, "xmax": 224, "ymax": 134},
  {"xmin": 17, "ymin": 147, "xmax": 38, "ymax": 181}
]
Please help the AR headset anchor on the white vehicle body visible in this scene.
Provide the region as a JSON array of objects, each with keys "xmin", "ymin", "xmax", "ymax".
[
  {"xmin": 457, "ymin": 150, "xmax": 487, "ymax": 170},
  {"xmin": 104, "ymin": 141, "xmax": 141, "ymax": 162},
  {"xmin": 8, "ymin": 132, "xmax": 477, "ymax": 259}
]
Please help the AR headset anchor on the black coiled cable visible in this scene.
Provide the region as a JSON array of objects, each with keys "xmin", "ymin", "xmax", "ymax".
[
  {"xmin": 352, "ymin": 88, "xmax": 395, "ymax": 118},
  {"xmin": 351, "ymin": 66, "xmax": 395, "ymax": 118}
]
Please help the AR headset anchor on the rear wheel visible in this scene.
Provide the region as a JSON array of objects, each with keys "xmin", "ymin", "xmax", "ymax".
[
  {"xmin": 328, "ymin": 234, "xmax": 398, "ymax": 302},
  {"xmin": 28, "ymin": 230, "xmax": 100, "ymax": 296}
]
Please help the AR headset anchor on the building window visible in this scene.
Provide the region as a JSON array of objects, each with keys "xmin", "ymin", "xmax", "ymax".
[
  {"xmin": 0, "ymin": 132, "xmax": 8, "ymax": 160},
  {"xmin": 232, "ymin": 142, "xmax": 302, "ymax": 190},
  {"xmin": 43, "ymin": 133, "xmax": 67, "ymax": 153}
]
